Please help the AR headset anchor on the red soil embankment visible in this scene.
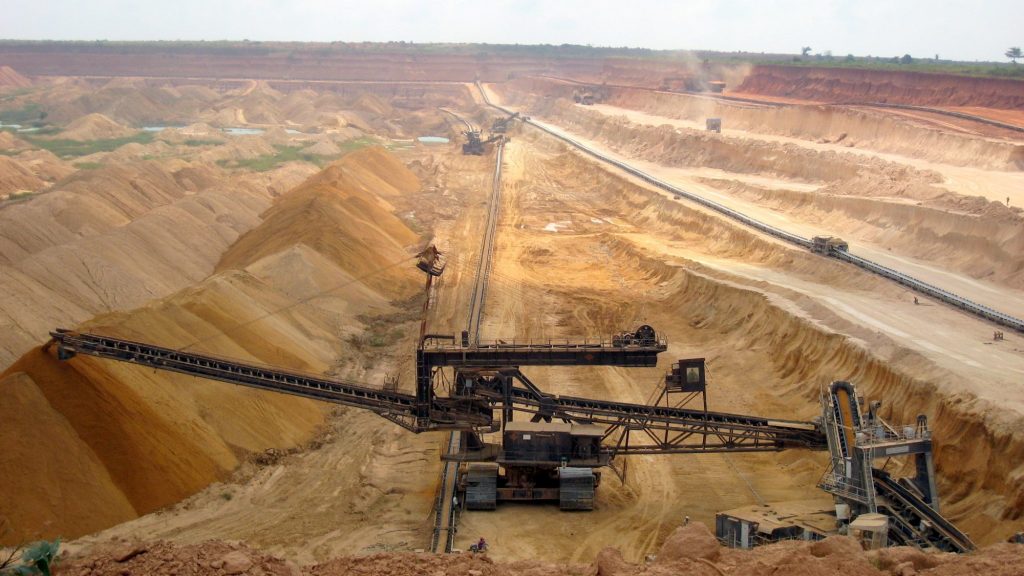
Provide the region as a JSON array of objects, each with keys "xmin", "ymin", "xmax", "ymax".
[
  {"xmin": 0, "ymin": 42, "xmax": 745, "ymax": 87},
  {"xmin": 735, "ymin": 65, "xmax": 1024, "ymax": 109}
]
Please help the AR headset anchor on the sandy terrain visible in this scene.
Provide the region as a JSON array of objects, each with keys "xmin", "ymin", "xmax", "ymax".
[
  {"xmin": 0, "ymin": 146, "xmax": 431, "ymax": 547},
  {"xmin": 480, "ymin": 86, "xmax": 1024, "ymax": 544},
  {"xmin": 58, "ymin": 113, "xmax": 135, "ymax": 140},
  {"xmin": 1, "ymin": 56, "xmax": 1023, "ymax": 572}
]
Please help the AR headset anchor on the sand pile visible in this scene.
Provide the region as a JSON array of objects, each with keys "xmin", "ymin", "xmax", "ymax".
[
  {"xmin": 39, "ymin": 81, "xmax": 210, "ymax": 125},
  {"xmin": 354, "ymin": 93, "xmax": 394, "ymax": 117},
  {"xmin": 158, "ymin": 122, "xmax": 227, "ymax": 144},
  {"xmin": 0, "ymin": 268, "xmax": 332, "ymax": 543},
  {"xmin": 303, "ymin": 136, "xmax": 342, "ymax": 156},
  {"xmin": 197, "ymin": 135, "xmax": 277, "ymax": 163},
  {"xmin": 0, "ymin": 65, "xmax": 31, "ymax": 88},
  {"xmin": 51, "ymin": 529, "xmax": 1024, "ymax": 576},
  {"xmin": 218, "ymin": 146, "xmax": 421, "ymax": 297},
  {"xmin": 0, "ymin": 130, "xmax": 29, "ymax": 151},
  {"xmin": 11, "ymin": 149, "xmax": 75, "ymax": 183},
  {"xmin": 59, "ymin": 113, "xmax": 135, "ymax": 140},
  {"xmin": 262, "ymin": 126, "xmax": 294, "ymax": 145},
  {"xmin": 99, "ymin": 140, "xmax": 175, "ymax": 162},
  {"xmin": 0, "ymin": 160, "xmax": 313, "ymax": 369},
  {"xmin": 0, "ymin": 146, "xmax": 422, "ymax": 544},
  {"xmin": 206, "ymin": 107, "xmax": 246, "ymax": 126},
  {"xmin": 0, "ymin": 156, "xmax": 44, "ymax": 197}
]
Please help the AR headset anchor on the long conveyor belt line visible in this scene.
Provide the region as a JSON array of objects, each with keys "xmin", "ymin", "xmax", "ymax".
[
  {"xmin": 505, "ymin": 382, "xmax": 824, "ymax": 452},
  {"xmin": 474, "ymin": 82, "xmax": 1024, "ymax": 333},
  {"xmin": 431, "ymin": 109, "xmax": 506, "ymax": 552},
  {"xmin": 47, "ymin": 329, "xmax": 425, "ymax": 425},
  {"xmin": 466, "ymin": 138, "xmax": 504, "ymax": 344},
  {"xmin": 48, "ymin": 329, "xmax": 826, "ymax": 451},
  {"xmin": 430, "ymin": 431, "xmax": 461, "ymax": 553}
]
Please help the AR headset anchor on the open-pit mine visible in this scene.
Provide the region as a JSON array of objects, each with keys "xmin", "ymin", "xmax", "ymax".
[{"xmin": 1, "ymin": 42, "xmax": 1023, "ymax": 576}]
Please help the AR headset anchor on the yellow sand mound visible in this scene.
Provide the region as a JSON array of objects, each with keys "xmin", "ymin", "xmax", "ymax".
[
  {"xmin": 217, "ymin": 146, "xmax": 421, "ymax": 296},
  {"xmin": 0, "ymin": 130, "xmax": 29, "ymax": 151},
  {"xmin": 59, "ymin": 113, "xmax": 135, "ymax": 141},
  {"xmin": 0, "ymin": 145, "xmax": 423, "ymax": 544},
  {"xmin": 0, "ymin": 156, "xmax": 44, "ymax": 198}
]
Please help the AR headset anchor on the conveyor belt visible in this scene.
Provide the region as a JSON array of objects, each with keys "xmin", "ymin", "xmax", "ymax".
[
  {"xmin": 50, "ymin": 329, "xmax": 824, "ymax": 453},
  {"xmin": 873, "ymin": 469, "xmax": 974, "ymax": 553},
  {"xmin": 48, "ymin": 329, "xmax": 458, "ymax": 432},
  {"xmin": 504, "ymin": 371, "xmax": 825, "ymax": 453}
]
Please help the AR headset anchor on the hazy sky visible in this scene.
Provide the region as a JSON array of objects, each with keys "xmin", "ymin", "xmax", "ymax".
[{"xmin": 1, "ymin": 0, "xmax": 1021, "ymax": 62}]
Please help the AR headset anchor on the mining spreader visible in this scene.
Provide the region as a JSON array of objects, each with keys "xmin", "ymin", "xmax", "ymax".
[{"xmin": 46, "ymin": 250, "xmax": 972, "ymax": 554}]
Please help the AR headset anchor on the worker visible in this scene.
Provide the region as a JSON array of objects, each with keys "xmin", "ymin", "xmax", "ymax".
[
  {"xmin": 684, "ymin": 515, "xmax": 690, "ymax": 526},
  {"xmin": 913, "ymin": 296, "xmax": 919, "ymax": 305},
  {"xmin": 477, "ymin": 537, "xmax": 487, "ymax": 552}
]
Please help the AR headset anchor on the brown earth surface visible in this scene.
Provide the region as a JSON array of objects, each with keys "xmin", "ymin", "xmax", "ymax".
[
  {"xmin": 0, "ymin": 43, "xmax": 736, "ymax": 86},
  {"xmin": 0, "ymin": 155, "xmax": 45, "ymax": 197},
  {"xmin": 47, "ymin": 524, "xmax": 1024, "ymax": 576},
  {"xmin": 0, "ymin": 131, "xmax": 30, "ymax": 150},
  {"xmin": 2, "ymin": 56, "xmax": 1024, "ymax": 571}
]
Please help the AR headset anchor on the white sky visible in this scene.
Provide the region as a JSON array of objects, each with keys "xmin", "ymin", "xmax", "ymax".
[{"xmin": 1, "ymin": 0, "xmax": 1021, "ymax": 62}]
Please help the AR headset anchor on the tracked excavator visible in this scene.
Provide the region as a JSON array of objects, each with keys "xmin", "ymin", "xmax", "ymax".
[{"xmin": 45, "ymin": 250, "xmax": 971, "ymax": 550}]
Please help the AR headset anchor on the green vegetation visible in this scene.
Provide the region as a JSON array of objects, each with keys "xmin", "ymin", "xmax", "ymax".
[
  {"xmin": 766, "ymin": 51, "xmax": 1024, "ymax": 79},
  {"xmin": 219, "ymin": 137, "xmax": 377, "ymax": 172},
  {"xmin": 0, "ymin": 519, "xmax": 60, "ymax": 576},
  {"xmin": 24, "ymin": 132, "xmax": 154, "ymax": 158},
  {"xmin": 0, "ymin": 103, "xmax": 45, "ymax": 125},
  {"xmin": 338, "ymin": 136, "xmax": 379, "ymax": 152},
  {"xmin": 347, "ymin": 295, "xmax": 424, "ymax": 352},
  {"xmin": 72, "ymin": 161, "xmax": 103, "ymax": 170},
  {"xmin": 218, "ymin": 144, "xmax": 322, "ymax": 171}
]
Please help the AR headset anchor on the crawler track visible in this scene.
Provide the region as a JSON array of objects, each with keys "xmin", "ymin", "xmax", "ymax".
[{"xmin": 477, "ymin": 83, "xmax": 1024, "ymax": 333}]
